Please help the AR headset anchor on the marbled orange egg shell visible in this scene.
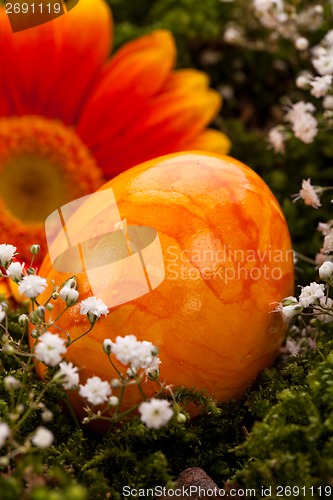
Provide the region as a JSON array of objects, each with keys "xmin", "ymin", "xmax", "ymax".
[{"xmin": 35, "ymin": 152, "xmax": 294, "ymax": 412}]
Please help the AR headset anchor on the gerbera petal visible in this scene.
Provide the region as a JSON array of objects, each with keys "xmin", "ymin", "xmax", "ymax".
[
  {"xmin": 181, "ymin": 129, "xmax": 231, "ymax": 154},
  {"xmin": 162, "ymin": 69, "xmax": 210, "ymax": 92},
  {"xmin": 0, "ymin": 278, "xmax": 10, "ymax": 300},
  {"xmin": 0, "ymin": 0, "xmax": 111, "ymax": 123},
  {"xmin": 77, "ymin": 30, "xmax": 176, "ymax": 149},
  {"xmin": 92, "ymin": 85, "xmax": 222, "ymax": 175}
]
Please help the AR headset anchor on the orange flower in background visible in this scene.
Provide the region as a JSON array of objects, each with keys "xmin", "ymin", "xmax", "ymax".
[{"xmin": 0, "ymin": 0, "xmax": 230, "ymax": 263}]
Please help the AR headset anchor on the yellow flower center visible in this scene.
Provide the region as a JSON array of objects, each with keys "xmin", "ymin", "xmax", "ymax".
[{"xmin": 0, "ymin": 116, "xmax": 104, "ymax": 262}]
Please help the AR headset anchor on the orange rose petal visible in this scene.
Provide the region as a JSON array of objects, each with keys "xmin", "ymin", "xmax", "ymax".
[
  {"xmin": 0, "ymin": 0, "xmax": 111, "ymax": 123},
  {"xmin": 93, "ymin": 89, "xmax": 222, "ymax": 174},
  {"xmin": 77, "ymin": 30, "xmax": 176, "ymax": 149},
  {"xmin": 182, "ymin": 129, "xmax": 232, "ymax": 154}
]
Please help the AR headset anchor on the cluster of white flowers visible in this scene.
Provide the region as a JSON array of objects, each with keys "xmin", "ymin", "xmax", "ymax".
[
  {"xmin": 278, "ymin": 277, "xmax": 332, "ymax": 323},
  {"xmin": 260, "ymin": 7, "xmax": 333, "ymax": 153},
  {"xmin": 284, "ymin": 102, "xmax": 318, "ymax": 144},
  {"xmin": 252, "ymin": 0, "xmax": 285, "ymax": 30},
  {"xmin": 0, "ymin": 240, "xmax": 179, "ymax": 443},
  {"xmin": 103, "ymin": 334, "xmax": 161, "ymax": 374}
]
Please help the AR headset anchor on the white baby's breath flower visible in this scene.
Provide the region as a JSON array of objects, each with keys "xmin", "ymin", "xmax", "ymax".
[
  {"xmin": 299, "ymin": 282, "xmax": 325, "ymax": 308},
  {"xmin": 312, "ymin": 46, "xmax": 333, "ymax": 75},
  {"xmin": 322, "ymin": 229, "xmax": 333, "ymax": 254},
  {"xmin": 315, "ymin": 296, "xmax": 333, "ymax": 323},
  {"xmin": 110, "ymin": 335, "xmax": 159, "ymax": 372},
  {"xmin": 281, "ymin": 338, "xmax": 301, "ymax": 357},
  {"xmin": 0, "ymin": 422, "xmax": 10, "ymax": 447},
  {"xmin": 268, "ymin": 126, "xmax": 286, "ymax": 153},
  {"xmin": 295, "ymin": 74, "xmax": 311, "ymax": 89},
  {"xmin": 145, "ymin": 356, "xmax": 162, "ymax": 379},
  {"xmin": 60, "ymin": 286, "xmax": 79, "ymax": 307},
  {"xmin": 323, "ymin": 95, "xmax": 333, "ymax": 110},
  {"xmin": 79, "ymin": 376, "xmax": 111, "ymax": 406},
  {"xmin": 0, "ymin": 244, "xmax": 17, "ymax": 268},
  {"xmin": 57, "ymin": 361, "xmax": 79, "ymax": 390},
  {"xmin": 4, "ymin": 376, "xmax": 21, "ymax": 390},
  {"xmin": 285, "ymin": 101, "xmax": 315, "ymax": 122},
  {"xmin": 6, "ymin": 261, "xmax": 24, "ymax": 281},
  {"xmin": 31, "ymin": 427, "xmax": 54, "ymax": 449},
  {"xmin": 292, "ymin": 113, "xmax": 318, "ymax": 143},
  {"xmin": 34, "ymin": 332, "xmax": 67, "ymax": 367},
  {"xmin": 79, "ymin": 297, "xmax": 109, "ymax": 322},
  {"xmin": 285, "ymin": 102, "xmax": 318, "ymax": 144},
  {"xmin": 319, "ymin": 261, "xmax": 333, "ymax": 281},
  {"xmin": 18, "ymin": 274, "xmax": 47, "ymax": 299},
  {"xmin": 310, "ymin": 75, "xmax": 333, "ymax": 98},
  {"xmin": 252, "ymin": 0, "xmax": 284, "ymax": 29},
  {"xmin": 292, "ymin": 179, "xmax": 321, "ymax": 209},
  {"xmin": 139, "ymin": 399, "xmax": 174, "ymax": 429},
  {"xmin": 317, "ymin": 221, "xmax": 333, "ymax": 236},
  {"xmin": 110, "ymin": 334, "xmax": 140, "ymax": 366},
  {"xmin": 41, "ymin": 410, "xmax": 53, "ymax": 423}
]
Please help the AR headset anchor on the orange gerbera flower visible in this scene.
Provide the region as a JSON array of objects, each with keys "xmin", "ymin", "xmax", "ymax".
[{"xmin": 0, "ymin": 0, "xmax": 230, "ymax": 263}]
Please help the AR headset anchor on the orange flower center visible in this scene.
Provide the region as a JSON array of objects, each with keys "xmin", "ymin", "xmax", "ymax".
[{"xmin": 0, "ymin": 116, "xmax": 103, "ymax": 224}]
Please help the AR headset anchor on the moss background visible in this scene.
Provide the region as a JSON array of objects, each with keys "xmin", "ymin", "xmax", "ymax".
[{"xmin": 2, "ymin": 1, "xmax": 333, "ymax": 499}]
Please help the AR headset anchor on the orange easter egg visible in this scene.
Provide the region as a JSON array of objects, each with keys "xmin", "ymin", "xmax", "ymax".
[{"xmin": 34, "ymin": 152, "xmax": 294, "ymax": 417}]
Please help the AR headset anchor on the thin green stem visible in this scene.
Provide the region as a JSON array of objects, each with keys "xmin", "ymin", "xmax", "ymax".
[{"xmin": 66, "ymin": 324, "xmax": 94, "ymax": 346}]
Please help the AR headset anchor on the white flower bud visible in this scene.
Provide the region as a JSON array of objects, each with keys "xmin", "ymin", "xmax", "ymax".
[
  {"xmin": 30, "ymin": 244, "xmax": 40, "ymax": 256},
  {"xmin": 111, "ymin": 378, "xmax": 121, "ymax": 388},
  {"xmin": 4, "ymin": 376, "xmax": 21, "ymax": 390},
  {"xmin": 18, "ymin": 314, "xmax": 29, "ymax": 327},
  {"xmin": 108, "ymin": 396, "xmax": 119, "ymax": 407},
  {"xmin": 281, "ymin": 304, "xmax": 302, "ymax": 319},
  {"xmin": 60, "ymin": 286, "xmax": 79, "ymax": 307},
  {"xmin": 319, "ymin": 261, "xmax": 333, "ymax": 281},
  {"xmin": 177, "ymin": 413, "xmax": 187, "ymax": 423},
  {"xmin": 295, "ymin": 37, "xmax": 309, "ymax": 51},
  {"xmin": 103, "ymin": 339, "xmax": 113, "ymax": 354}
]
